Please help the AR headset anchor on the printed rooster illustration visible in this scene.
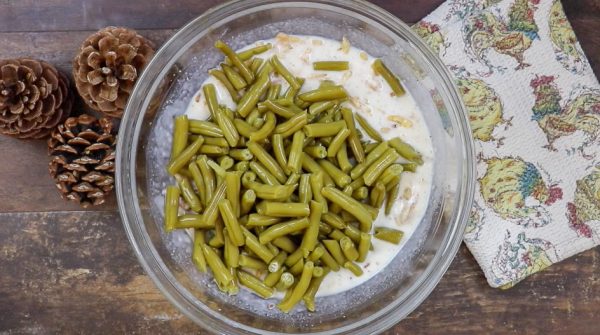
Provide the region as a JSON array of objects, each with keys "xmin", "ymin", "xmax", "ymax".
[
  {"xmin": 463, "ymin": 0, "xmax": 540, "ymax": 71},
  {"xmin": 567, "ymin": 168, "xmax": 600, "ymax": 238},
  {"xmin": 530, "ymin": 75, "xmax": 600, "ymax": 152},
  {"xmin": 479, "ymin": 157, "xmax": 562, "ymax": 227}
]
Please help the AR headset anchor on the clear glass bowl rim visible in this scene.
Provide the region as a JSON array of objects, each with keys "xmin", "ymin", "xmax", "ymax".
[{"xmin": 116, "ymin": 0, "xmax": 475, "ymax": 334}]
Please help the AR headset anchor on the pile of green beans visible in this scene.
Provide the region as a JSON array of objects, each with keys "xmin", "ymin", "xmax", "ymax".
[{"xmin": 164, "ymin": 38, "xmax": 419, "ymax": 313}]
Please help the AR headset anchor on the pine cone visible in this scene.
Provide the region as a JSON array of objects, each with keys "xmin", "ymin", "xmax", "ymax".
[
  {"xmin": 48, "ymin": 114, "xmax": 116, "ymax": 208},
  {"xmin": 0, "ymin": 58, "xmax": 73, "ymax": 139},
  {"xmin": 73, "ymin": 27, "xmax": 155, "ymax": 118}
]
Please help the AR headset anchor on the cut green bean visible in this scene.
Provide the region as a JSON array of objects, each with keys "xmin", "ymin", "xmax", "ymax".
[
  {"xmin": 285, "ymin": 173, "xmax": 300, "ymax": 185},
  {"xmin": 340, "ymin": 237, "xmax": 359, "ymax": 262},
  {"xmin": 264, "ymin": 267, "xmax": 285, "ymax": 287},
  {"xmin": 300, "ymin": 201, "xmax": 323, "ymax": 257},
  {"xmin": 363, "ymin": 148, "xmax": 400, "ymax": 186},
  {"xmin": 388, "ymin": 137, "xmax": 423, "ymax": 165},
  {"xmin": 238, "ymin": 270, "xmax": 274, "ymax": 299},
  {"xmin": 258, "ymin": 217, "xmax": 310, "ymax": 244},
  {"xmin": 308, "ymin": 246, "xmax": 325, "ymax": 263},
  {"xmin": 271, "ymin": 134, "xmax": 289, "ymax": 175},
  {"xmin": 276, "ymin": 272, "xmax": 295, "ymax": 292},
  {"xmin": 240, "ymin": 227, "xmax": 275, "ymax": 264},
  {"xmin": 272, "ymin": 236, "xmax": 297, "ymax": 253},
  {"xmin": 322, "ymin": 212, "xmax": 346, "ymax": 230},
  {"xmin": 303, "ymin": 120, "xmax": 346, "ymax": 137},
  {"xmin": 171, "ymin": 115, "xmax": 189, "ymax": 161},
  {"xmin": 209, "ymin": 69, "xmax": 239, "ymax": 102},
  {"xmin": 340, "ymin": 108, "xmax": 365, "ymax": 163},
  {"xmin": 379, "ymin": 164, "xmax": 404, "ymax": 185},
  {"xmin": 221, "ymin": 63, "xmax": 247, "ymax": 90},
  {"xmin": 175, "ymin": 214, "xmax": 213, "ymax": 229},
  {"xmin": 249, "ymin": 161, "xmax": 280, "ymax": 186},
  {"xmin": 402, "ymin": 162, "xmax": 417, "ymax": 172},
  {"xmin": 268, "ymin": 251, "xmax": 288, "ymax": 273},
  {"xmin": 303, "ymin": 267, "xmax": 329, "ymax": 312},
  {"xmin": 304, "ymin": 145, "xmax": 327, "ymax": 159},
  {"xmin": 202, "ymin": 137, "xmax": 229, "ymax": 148},
  {"xmin": 274, "ymin": 111, "xmax": 308, "ymax": 138},
  {"xmin": 238, "ymin": 254, "xmax": 267, "ymax": 270},
  {"xmin": 309, "ymin": 100, "xmax": 336, "ymax": 116},
  {"xmin": 218, "ymin": 199, "xmax": 245, "ymax": 247},
  {"xmin": 247, "ymin": 142, "xmax": 287, "ymax": 183},
  {"xmin": 374, "ymin": 227, "xmax": 404, "ymax": 244},
  {"xmin": 336, "ymin": 142, "xmax": 352, "ymax": 173},
  {"xmin": 204, "ymin": 182, "xmax": 227, "ymax": 228},
  {"xmin": 247, "ymin": 214, "xmax": 281, "ymax": 227},
  {"xmin": 202, "ymin": 244, "xmax": 237, "ymax": 294},
  {"xmin": 289, "ymin": 258, "xmax": 304, "ymax": 276},
  {"xmin": 188, "ymin": 161, "xmax": 207, "ymax": 206},
  {"xmin": 323, "ymin": 240, "xmax": 345, "ymax": 266},
  {"xmin": 302, "ymin": 153, "xmax": 335, "ymax": 187},
  {"xmin": 370, "ymin": 181, "xmax": 386, "ymax": 208},
  {"xmin": 278, "ymin": 261, "xmax": 314, "ymax": 313},
  {"xmin": 224, "ymin": 233, "xmax": 240, "ymax": 268},
  {"xmin": 326, "ymin": 128, "xmax": 350, "ymax": 157},
  {"xmin": 385, "ymin": 182, "xmax": 400, "ymax": 216},
  {"xmin": 287, "ymin": 130, "xmax": 305, "ymax": 174},
  {"xmin": 298, "ymin": 174, "xmax": 312, "ymax": 204},
  {"xmin": 372, "ymin": 58, "xmax": 405, "ymax": 96},
  {"xmin": 204, "ymin": 85, "xmax": 239, "ymax": 147},
  {"xmin": 263, "ymin": 100, "xmax": 297, "ymax": 118},
  {"xmin": 199, "ymin": 145, "xmax": 229, "ymax": 156},
  {"xmin": 256, "ymin": 201, "xmax": 310, "ymax": 218},
  {"xmin": 344, "ymin": 224, "xmax": 361, "ymax": 244},
  {"xmin": 167, "ymin": 136, "xmax": 204, "ymax": 175},
  {"xmin": 174, "ymin": 174, "xmax": 202, "ymax": 212},
  {"xmin": 215, "ymin": 40, "xmax": 254, "ymax": 83},
  {"xmin": 233, "ymin": 118, "xmax": 257, "ymax": 138},
  {"xmin": 357, "ymin": 232, "xmax": 371, "ymax": 262},
  {"xmin": 318, "ymin": 159, "xmax": 351, "ymax": 188},
  {"xmin": 352, "ymin": 186, "xmax": 369, "ymax": 200},
  {"xmin": 164, "ymin": 185, "xmax": 180, "ymax": 232},
  {"xmin": 196, "ymin": 155, "xmax": 216, "ymax": 203},
  {"xmin": 189, "ymin": 120, "xmax": 224, "ymax": 138},
  {"xmin": 267, "ymin": 83, "xmax": 281, "ymax": 101},
  {"xmin": 240, "ymin": 189, "xmax": 256, "ymax": 216},
  {"xmin": 224, "ymin": 172, "xmax": 241, "ymax": 217},
  {"xmin": 308, "ymin": 171, "xmax": 328, "ymax": 213},
  {"xmin": 246, "ymin": 181, "xmax": 297, "ymax": 201},
  {"xmin": 298, "ymin": 86, "xmax": 347, "ymax": 102},
  {"xmin": 192, "ymin": 230, "xmax": 207, "ymax": 272},
  {"xmin": 231, "ymin": 43, "xmax": 272, "ymax": 63},
  {"xmin": 344, "ymin": 261, "xmax": 363, "ymax": 276},
  {"xmin": 237, "ymin": 74, "xmax": 270, "ymax": 117},
  {"xmin": 207, "ymin": 159, "xmax": 226, "ymax": 178},
  {"xmin": 271, "ymin": 55, "xmax": 300, "ymax": 90},
  {"xmin": 350, "ymin": 141, "xmax": 389, "ymax": 180},
  {"xmin": 322, "ymin": 187, "xmax": 373, "ymax": 232},
  {"xmin": 355, "ymin": 113, "xmax": 383, "ymax": 142},
  {"xmin": 313, "ymin": 61, "xmax": 349, "ymax": 71},
  {"xmin": 364, "ymin": 142, "xmax": 378, "ymax": 153},
  {"xmin": 329, "ymin": 229, "xmax": 345, "ymax": 241}
]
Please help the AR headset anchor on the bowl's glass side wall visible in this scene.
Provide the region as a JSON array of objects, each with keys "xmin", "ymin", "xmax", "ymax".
[{"xmin": 119, "ymin": 1, "xmax": 473, "ymax": 334}]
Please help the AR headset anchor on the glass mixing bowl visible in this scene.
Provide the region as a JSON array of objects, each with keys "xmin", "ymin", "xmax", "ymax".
[{"xmin": 116, "ymin": 0, "xmax": 475, "ymax": 333}]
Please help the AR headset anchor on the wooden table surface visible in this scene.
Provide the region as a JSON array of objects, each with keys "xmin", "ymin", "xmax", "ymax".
[{"xmin": 1, "ymin": 1, "xmax": 599, "ymax": 334}]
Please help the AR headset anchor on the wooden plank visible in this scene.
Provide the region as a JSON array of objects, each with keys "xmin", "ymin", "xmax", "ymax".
[
  {"xmin": 0, "ymin": 0, "xmax": 444, "ymax": 32},
  {"xmin": 0, "ymin": 212, "xmax": 598, "ymax": 334}
]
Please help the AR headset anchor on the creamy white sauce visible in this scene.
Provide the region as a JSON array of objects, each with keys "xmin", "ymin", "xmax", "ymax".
[{"xmin": 184, "ymin": 34, "xmax": 434, "ymax": 297}]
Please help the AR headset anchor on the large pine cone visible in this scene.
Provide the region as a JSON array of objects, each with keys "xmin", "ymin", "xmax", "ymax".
[
  {"xmin": 0, "ymin": 59, "xmax": 72, "ymax": 139},
  {"xmin": 73, "ymin": 27, "xmax": 155, "ymax": 118},
  {"xmin": 48, "ymin": 114, "xmax": 116, "ymax": 208}
]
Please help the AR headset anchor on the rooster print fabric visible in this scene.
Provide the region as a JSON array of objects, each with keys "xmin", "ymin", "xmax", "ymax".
[{"xmin": 415, "ymin": 0, "xmax": 600, "ymax": 288}]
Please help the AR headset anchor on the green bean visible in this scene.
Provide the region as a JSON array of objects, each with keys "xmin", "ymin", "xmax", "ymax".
[
  {"xmin": 326, "ymin": 128, "xmax": 350, "ymax": 158},
  {"xmin": 202, "ymin": 244, "xmax": 237, "ymax": 294},
  {"xmin": 252, "ymin": 118, "xmax": 266, "ymax": 129},
  {"xmin": 199, "ymin": 145, "xmax": 229, "ymax": 156},
  {"xmin": 237, "ymin": 189, "xmax": 254, "ymax": 217},
  {"xmin": 221, "ymin": 63, "xmax": 247, "ymax": 90},
  {"xmin": 241, "ymin": 171, "xmax": 257, "ymax": 187},
  {"xmin": 323, "ymin": 240, "xmax": 345, "ymax": 266},
  {"xmin": 204, "ymin": 85, "xmax": 240, "ymax": 147},
  {"xmin": 308, "ymin": 100, "xmax": 336, "ymax": 116},
  {"xmin": 268, "ymin": 251, "xmax": 288, "ymax": 273},
  {"xmin": 203, "ymin": 182, "xmax": 227, "ymax": 229},
  {"xmin": 171, "ymin": 115, "xmax": 189, "ymax": 161},
  {"xmin": 317, "ymin": 243, "xmax": 340, "ymax": 271},
  {"xmin": 236, "ymin": 270, "xmax": 274, "ymax": 299},
  {"xmin": 224, "ymin": 172, "xmax": 241, "ymax": 217},
  {"xmin": 303, "ymin": 120, "xmax": 346, "ymax": 137},
  {"xmin": 320, "ymin": 212, "xmax": 345, "ymax": 230},
  {"xmin": 385, "ymin": 182, "xmax": 400, "ymax": 216},
  {"xmin": 322, "ymin": 187, "xmax": 373, "ymax": 232},
  {"xmin": 344, "ymin": 224, "xmax": 361, "ymax": 244},
  {"xmin": 188, "ymin": 162, "xmax": 207, "ymax": 207},
  {"xmin": 300, "ymin": 201, "xmax": 323, "ymax": 257},
  {"xmin": 238, "ymin": 254, "xmax": 267, "ymax": 270},
  {"xmin": 369, "ymin": 181, "xmax": 385, "ymax": 208},
  {"xmin": 272, "ymin": 236, "xmax": 297, "ymax": 253},
  {"xmin": 214, "ymin": 40, "xmax": 254, "ymax": 83},
  {"xmin": 228, "ymin": 149, "xmax": 252, "ymax": 163},
  {"xmin": 348, "ymin": 177, "xmax": 364, "ymax": 191},
  {"xmin": 247, "ymin": 214, "xmax": 281, "ymax": 227},
  {"xmin": 388, "ymin": 137, "xmax": 423, "ymax": 165},
  {"xmin": 329, "ymin": 229, "xmax": 345, "ymax": 241},
  {"xmin": 228, "ymin": 43, "xmax": 272, "ymax": 64},
  {"xmin": 270, "ymin": 55, "xmax": 300, "ymax": 90},
  {"xmin": 256, "ymin": 200, "xmax": 310, "ymax": 217},
  {"xmin": 303, "ymin": 267, "xmax": 329, "ymax": 312},
  {"xmin": 344, "ymin": 261, "xmax": 363, "ymax": 276},
  {"xmin": 249, "ymin": 161, "xmax": 280, "ymax": 186},
  {"xmin": 247, "ymin": 142, "xmax": 286, "ymax": 183},
  {"xmin": 357, "ymin": 232, "xmax": 371, "ymax": 262},
  {"xmin": 363, "ymin": 148, "xmax": 400, "ymax": 186},
  {"xmin": 189, "ymin": 120, "xmax": 224, "ymax": 137},
  {"xmin": 174, "ymin": 214, "xmax": 211, "ymax": 229},
  {"xmin": 208, "ymin": 217, "xmax": 225, "ymax": 248},
  {"xmin": 372, "ymin": 58, "xmax": 405, "ymax": 96},
  {"xmin": 250, "ymin": 57, "xmax": 264, "ymax": 74},
  {"xmin": 267, "ymin": 83, "xmax": 281, "ymax": 101},
  {"xmin": 233, "ymin": 118, "xmax": 257, "ymax": 138},
  {"xmin": 209, "ymin": 69, "xmax": 239, "ymax": 102},
  {"xmin": 258, "ymin": 217, "xmax": 310, "ymax": 244},
  {"xmin": 364, "ymin": 142, "xmax": 378, "ymax": 153},
  {"xmin": 240, "ymin": 227, "xmax": 275, "ymax": 264},
  {"xmin": 201, "ymin": 137, "xmax": 228, "ymax": 148},
  {"xmin": 207, "ymin": 159, "xmax": 226, "ymax": 179},
  {"xmin": 304, "ymin": 145, "xmax": 327, "ymax": 159},
  {"xmin": 336, "ymin": 142, "xmax": 352, "ymax": 174},
  {"xmin": 340, "ymin": 237, "xmax": 358, "ymax": 262},
  {"xmin": 195, "ymin": 156, "xmax": 215, "ymax": 203},
  {"xmin": 264, "ymin": 267, "xmax": 285, "ymax": 287},
  {"xmin": 266, "ymin": 135, "xmax": 287, "ymax": 176},
  {"xmin": 289, "ymin": 258, "xmax": 304, "ymax": 276},
  {"xmin": 374, "ymin": 227, "xmax": 404, "ymax": 244},
  {"xmin": 278, "ymin": 261, "xmax": 314, "ymax": 313},
  {"xmin": 287, "ymin": 131, "xmax": 305, "ymax": 174},
  {"xmin": 246, "ymin": 181, "xmax": 297, "ymax": 201},
  {"xmin": 354, "ymin": 113, "xmax": 383, "ymax": 142},
  {"xmin": 234, "ymin": 161, "xmax": 249, "ymax": 173},
  {"xmin": 308, "ymin": 246, "xmax": 325, "ymax": 263},
  {"xmin": 350, "ymin": 141, "xmax": 389, "ymax": 180},
  {"xmin": 298, "ymin": 86, "xmax": 347, "ymax": 102},
  {"xmin": 237, "ymin": 73, "xmax": 270, "ymax": 117},
  {"xmin": 192, "ymin": 230, "xmax": 207, "ymax": 272},
  {"xmin": 276, "ymin": 272, "xmax": 295, "ymax": 292},
  {"xmin": 302, "ymin": 153, "xmax": 335, "ymax": 187},
  {"xmin": 318, "ymin": 159, "xmax": 351, "ymax": 188},
  {"xmin": 219, "ymin": 156, "xmax": 235, "ymax": 171},
  {"xmin": 319, "ymin": 222, "xmax": 333, "ymax": 235},
  {"xmin": 313, "ymin": 61, "xmax": 349, "ymax": 71},
  {"xmin": 308, "ymin": 171, "xmax": 328, "ymax": 213},
  {"xmin": 218, "ymin": 199, "xmax": 245, "ymax": 246},
  {"xmin": 338, "ymin": 109, "xmax": 363, "ymax": 163},
  {"xmin": 261, "ymin": 100, "xmax": 295, "ymax": 119},
  {"xmin": 249, "ymin": 111, "xmax": 275, "ymax": 142},
  {"xmin": 274, "ymin": 111, "xmax": 308, "ymax": 138},
  {"xmin": 173, "ymin": 174, "xmax": 201, "ymax": 213},
  {"xmin": 284, "ymin": 173, "xmax": 300, "ymax": 186},
  {"xmin": 352, "ymin": 186, "xmax": 369, "ymax": 200},
  {"xmin": 312, "ymin": 266, "xmax": 325, "ymax": 278},
  {"xmin": 167, "ymin": 136, "xmax": 204, "ymax": 175},
  {"xmin": 400, "ymin": 163, "xmax": 416, "ymax": 173},
  {"xmin": 379, "ymin": 164, "xmax": 404, "ymax": 186},
  {"xmin": 223, "ymin": 233, "xmax": 240, "ymax": 268},
  {"xmin": 283, "ymin": 77, "xmax": 304, "ymax": 100},
  {"xmin": 164, "ymin": 185, "xmax": 180, "ymax": 232},
  {"xmin": 298, "ymin": 174, "xmax": 312, "ymax": 204}
]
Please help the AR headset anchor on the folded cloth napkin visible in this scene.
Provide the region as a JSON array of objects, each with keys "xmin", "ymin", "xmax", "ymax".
[{"xmin": 413, "ymin": 0, "xmax": 600, "ymax": 288}]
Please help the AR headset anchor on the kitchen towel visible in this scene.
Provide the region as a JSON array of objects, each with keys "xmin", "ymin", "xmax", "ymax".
[{"xmin": 413, "ymin": 0, "xmax": 600, "ymax": 288}]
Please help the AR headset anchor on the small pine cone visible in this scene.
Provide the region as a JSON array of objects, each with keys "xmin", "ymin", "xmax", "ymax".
[
  {"xmin": 48, "ymin": 114, "xmax": 116, "ymax": 208},
  {"xmin": 0, "ymin": 58, "xmax": 73, "ymax": 139},
  {"xmin": 73, "ymin": 27, "xmax": 155, "ymax": 118}
]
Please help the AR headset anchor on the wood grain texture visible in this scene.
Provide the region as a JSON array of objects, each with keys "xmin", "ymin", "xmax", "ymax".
[{"xmin": 0, "ymin": 0, "xmax": 599, "ymax": 334}]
